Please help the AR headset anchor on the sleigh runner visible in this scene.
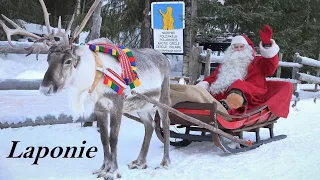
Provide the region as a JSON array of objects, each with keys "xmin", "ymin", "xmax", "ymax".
[{"xmin": 132, "ymin": 80, "xmax": 293, "ymax": 154}]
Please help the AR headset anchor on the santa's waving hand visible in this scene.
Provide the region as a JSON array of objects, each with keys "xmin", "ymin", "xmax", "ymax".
[{"xmin": 196, "ymin": 24, "xmax": 280, "ymax": 112}]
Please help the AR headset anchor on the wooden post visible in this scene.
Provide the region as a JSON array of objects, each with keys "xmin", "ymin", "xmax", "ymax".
[
  {"xmin": 0, "ymin": 42, "xmax": 49, "ymax": 54},
  {"xmin": 0, "ymin": 79, "xmax": 41, "ymax": 90},
  {"xmin": 139, "ymin": 0, "xmax": 151, "ymax": 48},
  {"xmin": 292, "ymin": 53, "xmax": 300, "ymax": 93},
  {"xmin": 188, "ymin": 46, "xmax": 203, "ymax": 85},
  {"xmin": 204, "ymin": 49, "xmax": 212, "ymax": 78},
  {"xmin": 276, "ymin": 53, "xmax": 283, "ymax": 78},
  {"xmin": 86, "ymin": 1, "xmax": 102, "ymax": 41},
  {"xmin": 314, "ymin": 54, "xmax": 320, "ymax": 103},
  {"xmin": 315, "ymin": 54, "xmax": 320, "ymax": 91},
  {"xmin": 182, "ymin": 0, "xmax": 198, "ymax": 77}
]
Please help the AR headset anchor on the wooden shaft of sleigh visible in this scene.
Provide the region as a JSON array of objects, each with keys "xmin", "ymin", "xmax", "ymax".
[{"xmin": 131, "ymin": 91, "xmax": 251, "ymax": 147}]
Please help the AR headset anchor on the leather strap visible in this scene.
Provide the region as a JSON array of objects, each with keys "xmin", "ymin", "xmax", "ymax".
[{"xmin": 89, "ymin": 52, "xmax": 103, "ymax": 94}]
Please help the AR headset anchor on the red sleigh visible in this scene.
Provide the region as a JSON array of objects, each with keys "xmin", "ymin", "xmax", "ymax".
[{"xmin": 152, "ymin": 80, "xmax": 293, "ymax": 153}]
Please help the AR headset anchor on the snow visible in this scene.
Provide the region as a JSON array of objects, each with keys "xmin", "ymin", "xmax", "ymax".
[
  {"xmin": 0, "ymin": 90, "xmax": 72, "ymax": 124},
  {"xmin": 218, "ymin": 0, "xmax": 225, "ymax": 5},
  {"xmin": 297, "ymin": 55, "xmax": 320, "ymax": 68},
  {"xmin": 1, "ymin": 100, "xmax": 320, "ymax": 180},
  {"xmin": 200, "ymin": 51, "xmax": 225, "ymax": 63},
  {"xmin": 297, "ymin": 72, "xmax": 320, "ymax": 84},
  {"xmin": 20, "ymin": 20, "xmax": 51, "ymax": 36},
  {"xmin": 79, "ymin": 31, "xmax": 90, "ymax": 44},
  {"xmin": 266, "ymin": 77, "xmax": 300, "ymax": 84},
  {"xmin": 295, "ymin": 90, "xmax": 320, "ymax": 100},
  {"xmin": 0, "ymin": 53, "xmax": 47, "ymax": 79},
  {"xmin": 278, "ymin": 61, "xmax": 303, "ymax": 68},
  {"xmin": 165, "ymin": 54, "xmax": 184, "ymax": 72},
  {"xmin": 21, "ymin": 21, "xmax": 89, "ymax": 44},
  {"xmin": 1, "ymin": 52, "xmax": 320, "ymax": 180}
]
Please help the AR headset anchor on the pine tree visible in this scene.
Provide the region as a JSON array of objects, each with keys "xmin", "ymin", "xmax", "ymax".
[
  {"xmin": 99, "ymin": 0, "xmax": 145, "ymax": 47},
  {"xmin": 0, "ymin": 0, "xmax": 79, "ymax": 40},
  {"xmin": 197, "ymin": 0, "xmax": 320, "ymax": 62},
  {"xmin": 0, "ymin": 0, "xmax": 42, "ymax": 40}
]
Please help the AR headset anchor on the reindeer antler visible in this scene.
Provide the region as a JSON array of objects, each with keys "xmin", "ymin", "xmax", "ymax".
[
  {"xmin": 0, "ymin": 0, "xmax": 64, "ymax": 55},
  {"xmin": 34, "ymin": 16, "xmax": 70, "ymax": 47},
  {"xmin": 0, "ymin": 0, "xmax": 101, "ymax": 56},
  {"xmin": 0, "ymin": 14, "xmax": 49, "ymax": 58},
  {"xmin": 37, "ymin": 0, "xmax": 71, "ymax": 47},
  {"xmin": 0, "ymin": 14, "xmax": 41, "ymax": 47},
  {"xmin": 38, "ymin": 0, "xmax": 51, "ymax": 35}
]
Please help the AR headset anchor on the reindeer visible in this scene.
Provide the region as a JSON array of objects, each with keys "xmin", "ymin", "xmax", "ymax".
[{"xmin": 0, "ymin": 0, "xmax": 171, "ymax": 179}]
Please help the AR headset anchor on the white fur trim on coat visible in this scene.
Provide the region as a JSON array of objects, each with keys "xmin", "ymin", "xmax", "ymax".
[
  {"xmin": 196, "ymin": 81, "xmax": 209, "ymax": 91},
  {"xmin": 259, "ymin": 39, "xmax": 279, "ymax": 58}
]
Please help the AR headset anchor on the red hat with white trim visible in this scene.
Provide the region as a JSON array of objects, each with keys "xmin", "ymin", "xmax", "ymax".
[
  {"xmin": 231, "ymin": 35, "xmax": 249, "ymax": 45},
  {"xmin": 231, "ymin": 34, "xmax": 256, "ymax": 55}
]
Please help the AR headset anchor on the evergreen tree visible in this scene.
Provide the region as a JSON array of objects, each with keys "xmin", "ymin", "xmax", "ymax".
[
  {"xmin": 0, "ymin": 0, "xmax": 41, "ymax": 40},
  {"xmin": 196, "ymin": 0, "xmax": 226, "ymax": 42},
  {"xmin": 0, "ymin": 0, "xmax": 78, "ymax": 40},
  {"xmin": 99, "ymin": 0, "xmax": 145, "ymax": 47},
  {"xmin": 197, "ymin": 0, "xmax": 320, "ymax": 68}
]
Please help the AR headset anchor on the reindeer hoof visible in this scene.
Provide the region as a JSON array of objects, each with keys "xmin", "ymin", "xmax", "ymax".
[
  {"xmin": 93, "ymin": 168, "xmax": 106, "ymax": 178},
  {"xmin": 155, "ymin": 159, "xmax": 171, "ymax": 170},
  {"xmin": 104, "ymin": 171, "xmax": 121, "ymax": 180},
  {"xmin": 128, "ymin": 160, "xmax": 147, "ymax": 169},
  {"xmin": 93, "ymin": 164, "xmax": 110, "ymax": 176},
  {"xmin": 93, "ymin": 168, "xmax": 108, "ymax": 178},
  {"xmin": 94, "ymin": 169, "xmax": 121, "ymax": 180}
]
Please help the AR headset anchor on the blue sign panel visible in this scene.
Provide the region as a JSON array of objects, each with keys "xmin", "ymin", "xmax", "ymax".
[{"xmin": 151, "ymin": 2, "xmax": 185, "ymax": 30}]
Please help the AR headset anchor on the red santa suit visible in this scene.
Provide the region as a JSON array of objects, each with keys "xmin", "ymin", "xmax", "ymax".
[{"xmin": 198, "ymin": 34, "xmax": 292, "ymax": 117}]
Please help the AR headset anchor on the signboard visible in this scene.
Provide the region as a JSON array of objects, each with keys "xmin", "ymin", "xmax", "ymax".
[{"xmin": 151, "ymin": 1, "xmax": 185, "ymax": 54}]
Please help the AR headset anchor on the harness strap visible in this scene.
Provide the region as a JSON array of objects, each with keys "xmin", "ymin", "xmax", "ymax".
[{"xmin": 89, "ymin": 51, "xmax": 103, "ymax": 94}]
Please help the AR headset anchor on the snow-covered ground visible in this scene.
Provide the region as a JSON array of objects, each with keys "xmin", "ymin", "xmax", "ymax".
[{"xmin": 0, "ymin": 53, "xmax": 320, "ymax": 180}]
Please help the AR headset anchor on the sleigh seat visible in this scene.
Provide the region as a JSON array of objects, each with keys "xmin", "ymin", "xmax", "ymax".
[{"xmin": 154, "ymin": 81, "xmax": 293, "ymax": 153}]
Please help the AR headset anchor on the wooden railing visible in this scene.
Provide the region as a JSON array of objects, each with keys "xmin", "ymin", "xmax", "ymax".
[
  {"xmin": 172, "ymin": 47, "xmax": 320, "ymax": 106},
  {"xmin": 272, "ymin": 53, "xmax": 320, "ymax": 93},
  {"xmin": 2, "ymin": 49, "xmax": 320, "ymax": 128}
]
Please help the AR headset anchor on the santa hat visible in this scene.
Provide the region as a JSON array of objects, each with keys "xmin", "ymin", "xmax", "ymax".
[
  {"xmin": 231, "ymin": 35, "xmax": 248, "ymax": 45},
  {"xmin": 231, "ymin": 34, "xmax": 256, "ymax": 55}
]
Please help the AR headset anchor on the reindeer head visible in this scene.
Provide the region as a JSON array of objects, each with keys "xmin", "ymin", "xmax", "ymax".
[
  {"xmin": 0, "ymin": 0, "xmax": 101, "ymax": 96},
  {"xmin": 40, "ymin": 44, "xmax": 86, "ymax": 95}
]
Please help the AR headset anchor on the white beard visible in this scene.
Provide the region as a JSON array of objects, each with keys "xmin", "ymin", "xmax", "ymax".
[{"xmin": 210, "ymin": 45, "xmax": 254, "ymax": 95}]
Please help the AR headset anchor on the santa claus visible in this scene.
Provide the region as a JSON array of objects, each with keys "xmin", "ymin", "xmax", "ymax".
[{"xmin": 197, "ymin": 25, "xmax": 280, "ymax": 112}]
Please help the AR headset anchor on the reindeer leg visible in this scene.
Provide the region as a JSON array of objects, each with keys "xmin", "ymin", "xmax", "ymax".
[
  {"xmin": 157, "ymin": 76, "xmax": 171, "ymax": 169},
  {"xmin": 157, "ymin": 108, "xmax": 171, "ymax": 168},
  {"xmin": 93, "ymin": 110, "xmax": 112, "ymax": 178},
  {"xmin": 128, "ymin": 112, "xmax": 154, "ymax": 169},
  {"xmin": 104, "ymin": 96, "xmax": 123, "ymax": 180}
]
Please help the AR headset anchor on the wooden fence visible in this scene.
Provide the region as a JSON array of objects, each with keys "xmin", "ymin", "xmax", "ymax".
[
  {"xmin": 174, "ymin": 47, "xmax": 320, "ymax": 105},
  {"xmin": 281, "ymin": 53, "xmax": 320, "ymax": 106},
  {"xmin": 272, "ymin": 53, "xmax": 320, "ymax": 92},
  {"xmin": 1, "ymin": 49, "xmax": 320, "ymax": 129}
]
